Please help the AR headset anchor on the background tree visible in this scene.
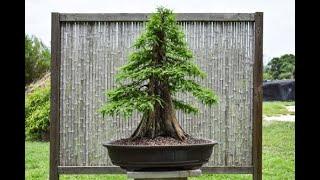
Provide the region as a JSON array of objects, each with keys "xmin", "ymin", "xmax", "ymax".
[
  {"xmin": 263, "ymin": 71, "xmax": 272, "ymax": 80},
  {"xmin": 25, "ymin": 34, "xmax": 51, "ymax": 85},
  {"xmin": 264, "ymin": 54, "xmax": 295, "ymax": 80},
  {"xmin": 100, "ymin": 7, "xmax": 218, "ymax": 141}
]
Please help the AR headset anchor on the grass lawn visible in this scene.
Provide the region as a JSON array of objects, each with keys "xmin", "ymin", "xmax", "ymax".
[
  {"xmin": 263, "ymin": 101, "xmax": 295, "ymax": 117},
  {"xmin": 26, "ymin": 121, "xmax": 294, "ymax": 179}
]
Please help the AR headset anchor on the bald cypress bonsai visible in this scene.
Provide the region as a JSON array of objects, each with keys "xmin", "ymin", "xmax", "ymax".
[{"xmin": 100, "ymin": 7, "xmax": 218, "ymax": 141}]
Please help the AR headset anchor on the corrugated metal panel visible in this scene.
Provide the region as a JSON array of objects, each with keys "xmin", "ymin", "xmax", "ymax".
[{"xmin": 59, "ymin": 20, "xmax": 254, "ymax": 167}]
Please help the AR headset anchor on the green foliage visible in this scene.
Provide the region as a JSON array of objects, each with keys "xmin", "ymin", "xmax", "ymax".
[
  {"xmin": 25, "ymin": 83, "xmax": 50, "ymax": 141},
  {"xmin": 264, "ymin": 54, "xmax": 295, "ymax": 80},
  {"xmin": 25, "ymin": 34, "xmax": 51, "ymax": 85},
  {"xmin": 263, "ymin": 72, "xmax": 272, "ymax": 80},
  {"xmin": 100, "ymin": 7, "xmax": 218, "ymax": 118}
]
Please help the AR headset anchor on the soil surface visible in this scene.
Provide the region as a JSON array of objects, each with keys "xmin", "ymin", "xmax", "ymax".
[
  {"xmin": 25, "ymin": 72, "xmax": 50, "ymax": 95},
  {"xmin": 110, "ymin": 136, "xmax": 213, "ymax": 146}
]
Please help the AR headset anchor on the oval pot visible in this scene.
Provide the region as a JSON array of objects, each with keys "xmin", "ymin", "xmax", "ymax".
[{"xmin": 103, "ymin": 140, "xmax": 218, "ymax": 171}]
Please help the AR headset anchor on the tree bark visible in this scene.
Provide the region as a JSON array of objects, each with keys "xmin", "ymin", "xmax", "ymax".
[
  {"xmin": 130, "ymin": 15, "xmax": 187, "ymax": 141},
  {"xmin": 130, "ymin": 81, "xmax": 187, "ymax": 141},
  {"xmin": 130, "ymin": 104, "xmax": 187, "ymax": 141}
]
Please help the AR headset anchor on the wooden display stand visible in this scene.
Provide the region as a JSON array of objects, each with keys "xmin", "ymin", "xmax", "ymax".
[{"xmin": 127, "ymin": 169, "xmax": 201, "ymax": 180}]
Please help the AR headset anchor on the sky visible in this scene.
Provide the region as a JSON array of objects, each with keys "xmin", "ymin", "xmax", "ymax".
[{"xmin": 25, "ymin": 0, "xmax": 295, "ymax": 65}]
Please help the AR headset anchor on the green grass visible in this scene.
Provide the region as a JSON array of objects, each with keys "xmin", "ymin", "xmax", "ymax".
[
  {"xmin": 263, "ymin": 101, "xmax": 295, "ymax": 116},
  {"xmin": 26, "ymin": 121, "xmax": 294, "ymax": 179},
  {"xmin": 25, "ymin": 142, "xmax": 50, "ymax": 179},
  {"xmin": 262, "ymin": 121, "xmax": 295, "ymax": 179}
]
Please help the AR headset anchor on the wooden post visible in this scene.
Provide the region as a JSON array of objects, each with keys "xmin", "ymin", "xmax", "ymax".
[
  {"xmin": 50, "ymin": 12, "xmax": 61, "ymax": 180},
  {"xmin": 252, "ymin": 12, "xmax": 263, "ymax": 180}
]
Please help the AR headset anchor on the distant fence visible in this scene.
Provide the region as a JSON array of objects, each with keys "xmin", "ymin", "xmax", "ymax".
[
  {"xmin": 263, "ymin": 79, "xmax": 295, "ymax": 101},
  {"xmin": 50, "ymin": 13, "xmax": 263, "ymax": 180}
]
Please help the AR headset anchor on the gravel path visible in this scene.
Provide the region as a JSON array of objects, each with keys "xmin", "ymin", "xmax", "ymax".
[{"xmin": 263, "ymin": 105, "xmax": 295, "ymax": 122}]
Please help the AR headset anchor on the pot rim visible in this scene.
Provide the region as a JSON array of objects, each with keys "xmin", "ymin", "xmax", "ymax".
[{"xmin": 102, "ymin": 138, "xmax": 218, "ymax": 148}]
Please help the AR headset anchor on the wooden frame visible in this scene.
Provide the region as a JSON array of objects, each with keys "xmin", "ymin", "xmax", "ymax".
[
  {"xmin": 50, "ymin": 12, "xmax": 61, "ymax": 180},
  {"xmin": 50, "ymin": 12, "xmax": 263, "ymax": 180},
  {"xmin": 252, "ymin": 12, "xmax": 263, "ymax": 180},
  {"xmin": 59, "ymin": 13, "xmax": 255, "ymax": 22},
  {"xmin": 57, "ymin": 166, "xmax": 253, "ymax": 174}
]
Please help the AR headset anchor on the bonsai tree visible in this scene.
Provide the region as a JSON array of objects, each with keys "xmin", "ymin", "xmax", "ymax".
[{"xmin": 100, "ymin": 7, "xmax": 218, "ymax": 141}]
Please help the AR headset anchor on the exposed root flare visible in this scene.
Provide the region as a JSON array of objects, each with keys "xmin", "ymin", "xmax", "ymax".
[
  {"xmin": 130, "ymin": 115, "xmax": 187, "ymax": 142},
  {"xmin": 172, "ymin": 117, "xmax": 187, "ymax": 141}
]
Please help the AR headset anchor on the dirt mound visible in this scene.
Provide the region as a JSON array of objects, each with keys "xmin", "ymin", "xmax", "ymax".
[
  {"xmin": 109, "ymin": 136, "xmax": 213, "ymax": 146},
  {"xmin": 25, "ymin": 72, "xmax": 50, "ymax": 95}
]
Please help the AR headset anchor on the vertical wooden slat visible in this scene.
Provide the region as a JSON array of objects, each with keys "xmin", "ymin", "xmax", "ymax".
[
  {"xmin": 50, "ymin": 12, "xmax": 61, "ymax": 180},
  {"xmin": 252, "ymin": 12, "xmax": 263, "ymax": 180}
]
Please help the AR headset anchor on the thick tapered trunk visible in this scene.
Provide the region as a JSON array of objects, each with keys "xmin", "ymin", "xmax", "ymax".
[
  {"xmin": 130, "ymin": 103, "xmax": 187, "ymax": 141},
  {"xmin": 130, "ymin": 82, "xmax": 187, "ymax": 141}
]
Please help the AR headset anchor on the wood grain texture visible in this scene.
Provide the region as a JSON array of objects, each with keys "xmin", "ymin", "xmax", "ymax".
[
  {"xmin": 252, "ymin": 12, "xmax": 263, "ymax": 180},
  {"xmin": 58, "ymin": 166, "xmax": 125, "ymax": 174},
  {"xmin": 50, "ymin": 12, "xmax": 61, "ymax": 180},
  {"xmin": 202, "ymin": 166, "xmax": 253, "ymax": 174},
  {"xmin": 60, "ymin": 13, "xmax": 255, "ymax": 22},
  {"xmin": 57, "ymin": 166, "xmax": 253, "ymax": 174},
  {"xmin": 127, "ymin": 169, "xmax": 201, "ymax": 178},
  {"xmin": 59, "ymin": 20, "xmax": 255, "ymax": 168}
]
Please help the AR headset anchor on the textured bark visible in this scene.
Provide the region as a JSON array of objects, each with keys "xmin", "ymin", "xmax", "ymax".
[
  {"xmin": 130, "ymin": 99, "xmax": 187, "ymax": 141},
  {"xmin": 130, "ymin": 79, "xmax": 187, "ymax": 141},
  {"xmin": 130, "ymin": 17, "xmax": 187, "ymax": 141}
]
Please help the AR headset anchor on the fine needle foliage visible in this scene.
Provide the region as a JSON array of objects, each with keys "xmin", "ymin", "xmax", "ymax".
[{"xmin": 100, "ymin": 7, "xmax": 218, "ymax": 141}]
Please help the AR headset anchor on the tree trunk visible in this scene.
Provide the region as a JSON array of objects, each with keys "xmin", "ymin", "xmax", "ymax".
[
  {"xmin": 130, "ymin": 15, "xmax": 187, "ymax": 141},
  {"xmin": 130, "ymin": 103, "xmax": 187, "ymax": 141},
  {"xmin": 130, "ymin": 76, "xmax": 187, "ymax": 141},
  {"xmin": 130, "ymin": 81, "xmax": 187, "ymax": 141}
]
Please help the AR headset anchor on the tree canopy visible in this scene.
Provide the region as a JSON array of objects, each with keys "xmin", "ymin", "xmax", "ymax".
[
  {"xmin": 100, "ymin": 7, "xmax": 218, "ymax": 120},
  {"xmin": 25, "ymin": 34, "xmax": 51, "ymax": 85},
  {"xmin": 264, "ymin": 54, "xmax": 295, "ymax": 80}
]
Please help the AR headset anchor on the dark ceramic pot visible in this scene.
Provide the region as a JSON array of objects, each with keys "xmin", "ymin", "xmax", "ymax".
[{"xmin": 103, "ymin": 140, "xmax": 217, "ymax": 171}]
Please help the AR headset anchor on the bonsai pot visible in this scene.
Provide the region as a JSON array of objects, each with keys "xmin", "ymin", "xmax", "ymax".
[{"xmin": 103, "ymin": 140, "xmax": 218, "ymax": 171}]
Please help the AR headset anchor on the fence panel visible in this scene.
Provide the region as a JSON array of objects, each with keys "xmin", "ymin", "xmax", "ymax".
[{"xmin": 50, "ymin": 13, "xmax": 262, "ymax": 179}]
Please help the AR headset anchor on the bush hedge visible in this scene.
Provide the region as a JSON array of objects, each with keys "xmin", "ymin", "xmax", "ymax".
[{"xmin": 25, "ymin": 82, "xmax": 50, "ymax": 141}]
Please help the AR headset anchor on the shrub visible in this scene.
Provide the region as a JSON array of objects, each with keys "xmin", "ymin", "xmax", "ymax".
[
  {"xmin": 25, "ymin": 34, "xmax": 51, "ymax": 85},
  {"xmin": 25, "ymin": 82, "xmax": 50, "ymax": 141}
]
